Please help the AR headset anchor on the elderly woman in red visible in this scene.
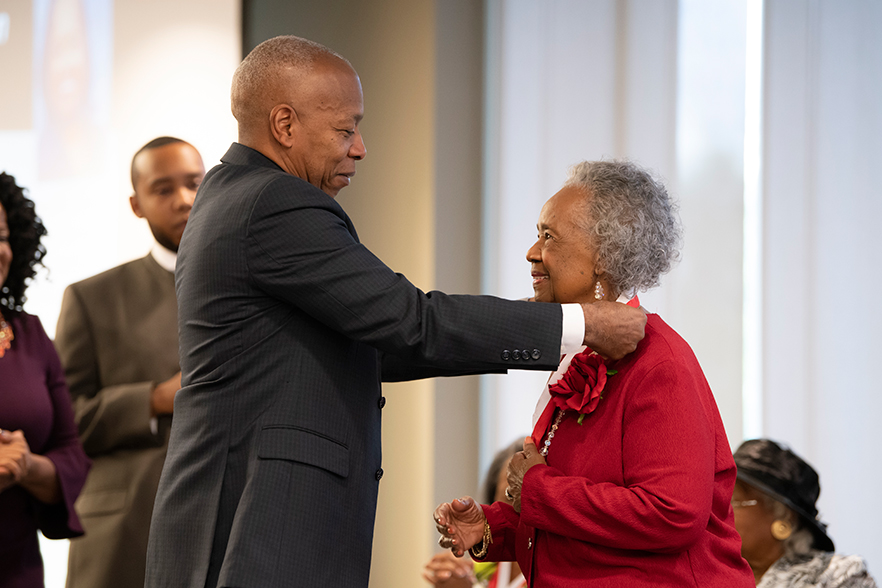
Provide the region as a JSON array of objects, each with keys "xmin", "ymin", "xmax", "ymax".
[{"xmin": 433, "ymin": 160, "xmax": 753, "ymax": 587}]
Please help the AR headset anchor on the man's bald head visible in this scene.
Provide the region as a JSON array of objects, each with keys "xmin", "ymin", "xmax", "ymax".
[
  {"xmin": 231, "ymin": 35, "xmax": 352, "ymax": 135},
  {"xmin": 231, "ymin": 35, "xmax": 366, "ymax": 197}
]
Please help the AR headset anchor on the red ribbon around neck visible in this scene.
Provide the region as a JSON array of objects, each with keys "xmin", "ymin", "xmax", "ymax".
[{"xmin": 531, "ymin": 296, "xmax": 640, "ymax": 448}]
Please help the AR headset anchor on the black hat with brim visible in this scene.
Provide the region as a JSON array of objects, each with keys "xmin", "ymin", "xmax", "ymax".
[{"xmin": 734, "ymin": 439, "xmax": 835, "ymax": 553}]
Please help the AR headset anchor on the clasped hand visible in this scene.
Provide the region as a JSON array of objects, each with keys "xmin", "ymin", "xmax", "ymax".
[
  {"xmin": 505, "ymin": 437, "xmax": 546, "ymax": 513},
  {"xmin": 0, "ymin": 429, "xmax": 32, "ymax": 493},
  {"xmin": 421, "ymin": 551, "xmax": 477, "ymax": 586}
]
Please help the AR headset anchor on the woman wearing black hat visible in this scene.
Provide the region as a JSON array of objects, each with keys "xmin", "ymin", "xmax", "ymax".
[{"xmin": 733, "ymin": 439, "xmax": 877, "ymax": 587}]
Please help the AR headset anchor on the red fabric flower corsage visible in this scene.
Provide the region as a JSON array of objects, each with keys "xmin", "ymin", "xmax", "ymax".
[{"xmin": 548, "ymin": 350, "xmax": 617, "ymax": 424}]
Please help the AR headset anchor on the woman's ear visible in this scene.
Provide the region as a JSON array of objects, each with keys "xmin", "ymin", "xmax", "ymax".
[
  {"xmin": 591, "ymin": 259, "xmax": 608, "ymax": 293},
  {"xmin": 592, "ymin": 250, "xmax": 606, "ymax": 277}
]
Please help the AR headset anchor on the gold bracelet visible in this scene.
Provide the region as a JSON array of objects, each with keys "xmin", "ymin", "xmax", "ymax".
[{"xmin": 468, "ymin": 517, "xmax": 493, "ymax": 559}]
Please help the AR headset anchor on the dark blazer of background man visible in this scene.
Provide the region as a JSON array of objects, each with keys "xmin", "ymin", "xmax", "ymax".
[
  {"xmin": 145, "ymin": 36, "xmax": 645, "ymax": 588},
  {"xmin": 55, "ymin": 138, "xmax": 204, "ymax": 588}
]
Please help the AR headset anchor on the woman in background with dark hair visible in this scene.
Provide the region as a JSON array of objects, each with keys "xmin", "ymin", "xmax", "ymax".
[{"xmin": 0, "ymin": 172, "xmax": 90, "ymax": 588}]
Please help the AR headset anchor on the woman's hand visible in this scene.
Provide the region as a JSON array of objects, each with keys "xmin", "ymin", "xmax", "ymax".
[
  {"xmin": 506, "ymin": 437, "xmax": 546, "ymax": 513},
  {"xmin": 0, "ymin": 429, "xmax": 60, "ymax": 503},
  {"xmin": 0, "ymin": 430, "xmax": 18, "ymax": 492},
  {"xmin": 421, "ymin": 551, "xmax": 476, "ymax": 587},
  {"xmin": 433, "ymin": 497, "xmax": 486, "ymax": 558},
  {"xmin": 0, "ymin": 429, "xmax": 32, "ymax": 489}
]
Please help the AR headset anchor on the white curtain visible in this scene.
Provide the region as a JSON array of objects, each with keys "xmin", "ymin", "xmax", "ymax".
[{"xmin": 762, "ymin": 0, "xmax": 882, "ymax": 568}]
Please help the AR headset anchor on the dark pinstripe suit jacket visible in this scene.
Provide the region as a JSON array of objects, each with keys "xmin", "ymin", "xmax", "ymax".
[{"xmin": 145, "ymin": 143, "xmax": 562, "ymax": 588}]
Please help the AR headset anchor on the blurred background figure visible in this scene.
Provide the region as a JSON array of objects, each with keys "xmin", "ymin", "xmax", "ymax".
[
  {"xmin": 0, "ymin": 172, "xmax": 90, "ymax": 588},
  {"xmin": 37, "ymin": 0, "xmax": 104, "ymax": 180},
  {"xmin": 422, "ymin": 439, "xmax": 526, "ymax": 588},
  {"xmin": 55, "ymin": 137, "xmax": 203, "ymax": 588},
  {"xmin": 733, "ymin": 439, "xmax": 877, "ymax": 588}
]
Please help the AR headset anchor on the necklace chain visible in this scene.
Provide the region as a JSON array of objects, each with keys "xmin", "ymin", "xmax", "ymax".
[
  {"xmin": 539, "ymin": 409, "xmax": 566, "ymax": 457},
  {"xmin": 0, "ymin": 310, "xmax": 13, "ymax": 359}
]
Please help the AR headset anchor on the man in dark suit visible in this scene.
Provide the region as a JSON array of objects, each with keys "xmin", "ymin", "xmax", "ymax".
[
  {"xmin": 145, "ymin": 36, "xmax": 645, "ymax": 588},
  {"xmin": 55, "ymin": 137, "xmax": 204, "ymax": 588}
]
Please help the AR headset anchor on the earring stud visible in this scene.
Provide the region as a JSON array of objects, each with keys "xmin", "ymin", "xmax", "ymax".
[{"xmin": 771, "ymin": 520, "xmax": 792, "ymax": 541}]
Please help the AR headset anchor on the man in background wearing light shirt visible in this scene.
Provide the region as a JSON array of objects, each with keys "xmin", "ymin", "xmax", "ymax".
[{"xmin": 54, "ymin": 137, "xmax": 204, "ymax": 588}]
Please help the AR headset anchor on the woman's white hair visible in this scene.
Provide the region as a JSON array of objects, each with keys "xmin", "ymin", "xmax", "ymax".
[{"xmin": 564, "ymin": 160, "xmax": 682, "ymax": 296}]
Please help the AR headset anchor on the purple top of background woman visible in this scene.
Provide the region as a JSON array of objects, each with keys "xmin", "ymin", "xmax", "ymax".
[{"xmin": 0, "ymin": 312, "xmax": 90, "ymax": 588}]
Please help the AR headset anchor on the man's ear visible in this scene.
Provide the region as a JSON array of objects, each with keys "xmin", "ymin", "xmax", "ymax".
[
  {"xmin": 269, "ymin": 104, "xmax": 297, "ymax": 148},
  {"xmin": 129, "ymin": 194, "xmax": 144, "ymax": 218}
]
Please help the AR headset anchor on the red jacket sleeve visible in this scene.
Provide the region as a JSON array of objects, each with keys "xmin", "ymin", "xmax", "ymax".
[{"xmin": 478, "ymin": 500, "xmax": 522, "ymax": 563}]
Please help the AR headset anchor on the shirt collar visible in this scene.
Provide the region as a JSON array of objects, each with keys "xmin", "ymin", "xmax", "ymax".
[{"xmin": 150, "ymin": 242, "xmax": 177, "ymax": 273}]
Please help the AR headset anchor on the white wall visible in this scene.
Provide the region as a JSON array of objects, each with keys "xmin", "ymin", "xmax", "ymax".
[{"xmin": 762, "ymin": 0, "xmax": 882, "ymax": 569}]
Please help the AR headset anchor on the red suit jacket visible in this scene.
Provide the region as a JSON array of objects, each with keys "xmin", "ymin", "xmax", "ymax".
[{"xmin": 480, "ymin": 314, "xmax": 753, "ymax": 587}]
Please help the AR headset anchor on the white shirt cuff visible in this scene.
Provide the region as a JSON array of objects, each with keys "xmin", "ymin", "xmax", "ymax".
[
  {"xmin": 560, "ymin": 303, "xmax": 585, "ymax": 354},
  {"xmin": 149, "ymin": 416, "xmax": 159, "ymax": 435}
]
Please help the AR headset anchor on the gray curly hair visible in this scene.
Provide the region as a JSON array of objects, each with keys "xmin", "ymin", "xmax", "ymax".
[{"xmin": 564, "ymin": 160, "xmax": 682, "ymax": 297}]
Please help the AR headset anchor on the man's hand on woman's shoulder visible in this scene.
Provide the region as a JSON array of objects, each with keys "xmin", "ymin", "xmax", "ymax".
[{"xmin": 581, "ymin": 301, "xmax": 646, "ymax": 360}]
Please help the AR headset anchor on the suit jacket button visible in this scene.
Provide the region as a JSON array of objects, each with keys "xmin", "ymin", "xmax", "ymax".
[
  {"xmin": 527, "ymin": 538, "xmax": 533, "ymax": 549},
  {"xmin": 375, "ymin": 468, "xmax": 384, "ymax": 481},
  {"xmin": 501, "ymin": 350, "xmax": 511, "ymax": 360},
  {"xmin": 512, "ymin": 349, "xmax": 521, "ymax": 360},
  {"xmin": 531, "ymin": 349, "xmax": 541, "ymax": 360},
  {"xmin": 521, "ymin": 350, "xmax": 530, "ymax": 361},
  {"xmin": 378, "ymin": 396, "xmax": 386, "ymax": 409}
]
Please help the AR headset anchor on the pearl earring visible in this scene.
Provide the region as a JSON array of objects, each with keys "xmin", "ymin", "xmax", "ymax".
[{"xmin": 594, "ymin": 281, "xmax": 605, "ymax": 300}]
